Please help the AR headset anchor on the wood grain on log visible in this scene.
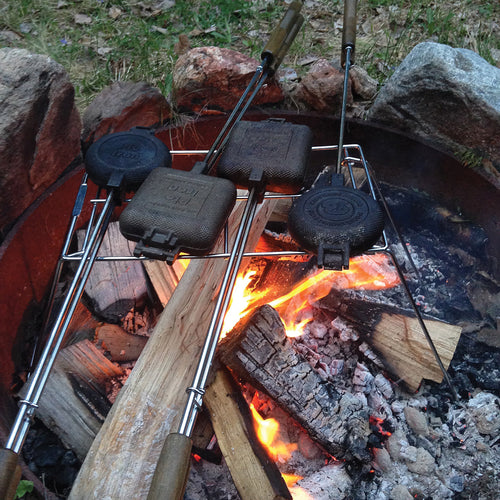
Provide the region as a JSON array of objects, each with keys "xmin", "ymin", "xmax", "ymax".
[
  {"xmin": 29, "ymin": 340, "xmax": 123, "ymax": 461},
  {"xmin": 204, "ymin": 368, "xmax": 291, "ymax": 500},
  {"xmin": 94, "ymin": 324, "xmax": 148, "ymax": 362},
  {"xmin": 219, "ymin": 305, "xmax": 372, "ymax": 461},
  {"xmin": 371, "ymin": 313, "xmax": 461, "ymax": 391},
  {"xmin": 77, "ymin": 222, "xmax": 148, "ymax": 322},
  {"xmin": 69, "ymin": 196, "xmax": 277, "ymax": 499}
]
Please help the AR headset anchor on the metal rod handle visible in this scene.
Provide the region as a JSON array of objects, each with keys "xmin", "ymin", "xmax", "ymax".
[
  {"xmin": 6, "ymin": 192, "xmax": 116, "ymax": 453},
  {"xmin": 261, "ymin": 1, "xmax": 303, "ymax": 70},
  {"xmin": 341, "ymin": 0, "xmax": 357, "ymax": 66}
]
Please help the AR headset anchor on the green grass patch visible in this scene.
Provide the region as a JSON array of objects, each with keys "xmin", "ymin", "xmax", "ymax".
[{"xmin": 1, "ymin": 0, "xmax": 498, "ymax": 111}]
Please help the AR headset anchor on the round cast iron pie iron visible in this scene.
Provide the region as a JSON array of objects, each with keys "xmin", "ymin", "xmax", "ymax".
[
  {"xmin": 287, "ymin": 185, "xmax": 385, "ymax": 270},
  {"xmin": 84, "ymin": 127, "xmax": 172, "ymax": 192}
]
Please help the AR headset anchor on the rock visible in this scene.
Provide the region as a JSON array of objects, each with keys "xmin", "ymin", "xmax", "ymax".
[
  {"xmin": 372, "ymin": 446, "xmax": 392, "ymax": 472},
  {"xmin": 350, "ymin": 64, "xmax": 378, "ymax": 100},
  {"xmin": 404, "ymin": 406, "xmax": 429, "ymax": 436},
  {"xmin": 386, "ymin": 428, "xmax": 408, "ymax": 461},
  {"xmin": 389, "ymin": 484, "xmax": 413, "ymax": 500},
  {"xmin": 449, "ymin": 475, "xmax": 465, "ymax": 493},
  {"xmin": 81, "ymin": 81, "xmax": 171, "ymax": 149},
  {"xmin": 293, "ymin": 58, "xmax": 349, "ymax": 112},
  {"xmin": 172, "ymin": 46, "xmax": 283, "ymax": 113},
  {"xmin": 405, "ymin": 447, "xmax": 435, "ymax": 475},
  {"xmin": 468, "ymin": 392, "xmax": 500, "ymax": 435},
  {"xmin": 368, "ymin": 42, "xmax": 500, "ymax": 178},
  {"xmin": 0, "ymin": 48, "xmax": 81, "ymax": 237}
]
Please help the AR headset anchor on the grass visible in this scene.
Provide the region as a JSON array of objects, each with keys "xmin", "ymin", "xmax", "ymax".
[{"xmin": 0, "ymin": 0, "xmax": 498, "ymax": 112}]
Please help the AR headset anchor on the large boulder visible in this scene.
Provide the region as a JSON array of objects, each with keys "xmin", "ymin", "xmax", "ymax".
[
  {"xmin": 0, "ymin": 48, "xmax": 81, "ymax": 237},
  {"xmin": 368, "ymin": 42, "xmax": 500, "ymax": 181},
  {"xmin": 81, "ymin": 81, "xmax": 171, "ymax": 149},
  {"xmin": 173, "ymin": 46, "xmax": 283, "ymax": 112}
]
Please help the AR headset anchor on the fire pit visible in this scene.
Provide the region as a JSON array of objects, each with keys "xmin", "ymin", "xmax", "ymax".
[{"xmin": 0, "ymin": 112, "xmax": 498, "ymax": 499}]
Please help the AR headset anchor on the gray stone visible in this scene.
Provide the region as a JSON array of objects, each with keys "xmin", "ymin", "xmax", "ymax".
[
  {"xmin": 82, "ymin": 81, "xmax": 171, "ymax": 148},
  {"xmin": 172, "ymin": 46, "xmax": 283, "ymax": 113},
  {"xmin": 372, "ymin": 446, "xmax": 392, "ymax": 472},
  {"xmin": 368, "ymin": 42, "xmax": 500, "ymax": 178},
  {"xmin": 389, "ymin": 484, "xmax": 413, "ymax": 500},
  {"xmin": 406, "ymin": 447, "xmax": 435, "ymax": 475},
  {"xmin": 468, "ymin": 392, "xmax": 500, "ymax": 435},
  {"xmin": 350, "ymin": 64, "xmax": 378, "ymax": 100},
  {"xmin": 404, "ymin": 406, "xmax": 429, "ymax": 436},
  {"xmin": 0, "ymin": 48, "xmax": 81, "ymax": 237},
  {"xmin": 386, "ymin": 428, "xmax": 408, "ymax": 461}
]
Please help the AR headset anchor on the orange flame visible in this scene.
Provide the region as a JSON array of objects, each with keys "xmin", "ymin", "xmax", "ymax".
[
  {"xmin": 249, "ymin": 404, "xmax": 298, "ymax": 462},
  {"xmin": 221, "ymin": 253, "xmax": 400, "ymax": 339}
]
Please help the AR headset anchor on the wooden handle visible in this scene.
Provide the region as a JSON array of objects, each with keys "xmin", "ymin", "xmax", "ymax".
[
  {"xmin": 146, "ymin": 433, "xmax": 192, "ymax": 500},
  {"xmin": 0, "ymin": 448, "xmax": 22, "ymax": 500},
  {"xmin": 261, "ymin": 1, "xmax": 303, "ymax": 69},
  {"xmin": 341, "ymin": 0, "xmax": 357, "ymax": 66}
]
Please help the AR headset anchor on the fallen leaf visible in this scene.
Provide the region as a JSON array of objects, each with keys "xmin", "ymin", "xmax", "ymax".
[
  {"xmin": 108, "ymin": 6, "xmax": 122, "ymax": 20},
  {"xmin": 74, "ymin": 13, "xmax": 92, "ymax": 25},
  {"xmin": 97, "ymin": 47, "xmax": 113, "ymax": 56},
  {"xmin": 151, "ymin": 25, "xmax": 168, "ymax": 35}
]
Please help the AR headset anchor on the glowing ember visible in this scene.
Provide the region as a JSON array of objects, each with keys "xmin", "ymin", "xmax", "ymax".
[
  {"xmin": 249, "ymin": 404, "xmax": 298, "ymax": 462},
  {"xmin": 369, "ymin": 415, "xmax": 393, "ymax": 437}
]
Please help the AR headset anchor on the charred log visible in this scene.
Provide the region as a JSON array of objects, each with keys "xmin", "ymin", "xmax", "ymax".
[{"xmin": 219, "ymin": 305, "xmax": 372, "ymax": 461}]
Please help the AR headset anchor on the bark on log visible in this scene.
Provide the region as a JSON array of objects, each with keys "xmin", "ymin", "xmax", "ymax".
[
  {"xmin": 28, "ymin": 340, "xmax": 123, "ymax": 461},
  {"xmin": 219, "ymin": 305, "xmax": 372, "ymax": 461},
  {"xmin": 204, "ymin": 368, "xmax": 291, "ymax": 500},
  {"xmin": 69, "ymin": 196, "xmax": 277, "ymax": 499}
]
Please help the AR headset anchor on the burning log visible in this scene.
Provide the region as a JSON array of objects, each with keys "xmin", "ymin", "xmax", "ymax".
[
  {"xmin": 69, "ymin": 196, "xmax": 277, "ymax": 500},
  {"xmin": 218, "ymin": 304, "xmax": 372, "ymax": 461},
  {"xmin": 204, "ymin": 367, "xmax": 291, "ymax": 500},
  {"xmin": 22, "ymin": 340, "xmax": 123, "ymax": 461}
]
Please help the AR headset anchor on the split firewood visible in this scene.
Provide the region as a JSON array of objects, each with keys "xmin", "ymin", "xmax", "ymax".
[
  {"xmin": 142, "ymin": 205, "xmax": 289, "ymax": 498},
  {"xmin": 69, "ymin": 196, "xmax": 277, "ymax": 500},
  {"xmin": 318, "ymin": 288, "xmax": 462, "ymax": 391},
  {"xmin": 204, "ymin": 367, "xmax": 291, "ymax": 500},
  {"xmin": 143, "ymin": 258, "xmax": 187, "ymax": 307},
  {"xmin": 23, "ymin": 340, "xmax": 123, "ymax": 461},
  {"xmin": 219, "ymin": 304, "xmax": 372, "ymax": 462},
  {"xmin": 77, "ymin": 222, "xmax": 148, "ymax": 322},
  {"xmin": 371, "ymin": 313, "xmax": 461, "ymax": 392},
  {"xmin": 94, "ymin": 324, "xmax": 148, "ymax": 362}
]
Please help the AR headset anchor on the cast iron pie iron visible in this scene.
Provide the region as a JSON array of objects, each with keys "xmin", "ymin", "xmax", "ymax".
[
  {"xmin": 287, "ymin": 173, "xmax": 385, "ymax": 271},
  {"xmin": 119, "ymin": 161, "xmax": 237, "ymax": 263},
  {"xmin": 85, "ymin": 127, "xmax": 172, "ymax": 193}
]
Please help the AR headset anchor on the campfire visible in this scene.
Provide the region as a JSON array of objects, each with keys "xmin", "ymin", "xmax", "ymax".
[{"xmin": 2, "ymin": 114, "xmax": 498, "ymax": 500}]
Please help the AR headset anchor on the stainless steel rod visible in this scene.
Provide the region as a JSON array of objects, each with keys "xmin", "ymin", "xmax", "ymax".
[
  {"xmin": 336, "ymin": 45, "xmax": 352, "ymax": 174},
  {"xmin": 177, "ymin": 187, "xmax": 259, "ymax": 436},
  {"xmin": 6, "ymin": 192, "xmax": 116, "ymax": 453}
]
